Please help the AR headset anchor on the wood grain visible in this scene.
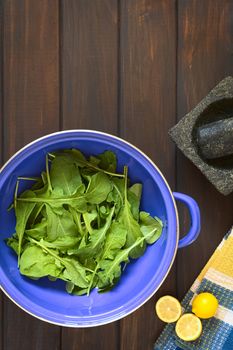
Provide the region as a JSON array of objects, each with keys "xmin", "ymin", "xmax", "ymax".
[
  {"xmin": 119, "ymin": 1, "xmax": 177, "ymax": 349},
  {"xmin": 2, "ymin": 1, "xmax": 60, "ymax": 349},
  {"xmin": 61, "ymin": 0, "xmax": 118, "ymax": 133},
  {"xmin": 3, "ymin": 0, "xmax": 60, "ymax": 159},
  {"xmin": 61, "ymin": 323, "xmax": 119, "ymax": 350},
  {"xmin": 176, "ymin": 0, "xmax": 233, "ymax": 297},
  {"xmin": 0, "ymin": 0, "xmax": 3, "ymax": 164},
  {"xmin": 0, "ymin": 0, "xmax": 3, "ymax": 348},
  {"xmin": 61, "ymin": 1, "xmax": 119, "ymax": 349}
]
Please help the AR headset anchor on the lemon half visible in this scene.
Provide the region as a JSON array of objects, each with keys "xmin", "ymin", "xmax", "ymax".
[
  {"xmin": 155, "ymin": 295, "xmax": 182, "ymax": 323},
  {"xmin": 175, "ymin": 313, "xmax": 202, "ymax": 341}
]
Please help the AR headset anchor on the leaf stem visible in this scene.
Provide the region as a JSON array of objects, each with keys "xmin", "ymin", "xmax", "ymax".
[
  {"xmin": 94, "ymin": 167, "xmax": 125, "ymax": 178},
  {"xmin": 87, "ymin": 264, "xmax": 99, "ymax": 296},
  {"xmin": 14, "ymin": 180, "xmax": 19, "ymax": 209},
  {"xmin": 46, "ymin": 154, "xmax": 53, "ymax": 192},
  {"xmin": 48, "ymin": 152, "xmax": 55, "ymax": 159},
  {"xmin": 17, "ymin": 195, "xmax": 84, "ymax": 203},
  {"xmin": 17, "ymin": 177, "xmax": 40, "ymax": 181},
  {"xmin": 123, "ymin": 166, "xmax": 128, "ymax": 202},
  {"xmin": 80, "ymin": 158, "xmax": 125, "ymax": 178},
  {"xmin": 112, "ymin": 182, "xmax": 123, "ymax": 206},
  {"xmin": 85, "ymin": 160, "xmax": 125, "ymax": 178},
  {"xmin": 96, "ymin": 205, "xmax": 101, "ymax": 229}
]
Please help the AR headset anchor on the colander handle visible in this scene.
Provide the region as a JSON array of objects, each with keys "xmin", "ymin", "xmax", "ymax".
[{"xmin": 173, "ymin": 192, "xmax": 201, "ymax": 248}]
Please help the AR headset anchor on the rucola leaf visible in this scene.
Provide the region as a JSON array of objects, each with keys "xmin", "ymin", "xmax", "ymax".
[
  {"xmin": 139, "ymin": 211, "xmax": 163, "ymax": 244},
  {"xmin": 118, "ymin": 167, "xmax": 145, "ymax": 259}
]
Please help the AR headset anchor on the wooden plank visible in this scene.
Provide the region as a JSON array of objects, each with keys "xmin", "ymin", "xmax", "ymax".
[
  {"xmin": 61, "ymin": 1, "xmax": 119, "ymax": 349},
  {"xmin": 2, "ymin": 1, "xmax": 60, "ymax": 349},
  {"xmin": 61, "ymin": 0, "xmax": 118, "ymax": 132},
  {"xmin": 119, "ymin": 1, "xmax": 177, "ymax": 349},
  {"xmin": 0, "ymin": 0, "xmax": 3, "ymax": 162},
  {"xmin": 3, "ymin": 0, "xmax": 60, "ymax": 159},
  {"xmin": 177, "ymin": 0, "xmax": 233, "ymax": 296},
  {"xmin": 0, "ymin": 0, "xmax": 3, "ymax": 348},
  {"xmin": 62, "ymin": 323, "xmax": 119, "ymax": 350}
]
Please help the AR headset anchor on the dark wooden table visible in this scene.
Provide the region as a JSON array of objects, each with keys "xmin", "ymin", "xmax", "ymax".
[{"xmin": 1, "ymin": 1, "xmax": 233, "ymax": 349}]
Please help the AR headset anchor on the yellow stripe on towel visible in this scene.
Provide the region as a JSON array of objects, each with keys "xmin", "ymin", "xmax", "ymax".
[{"xmin": 193, "ymin": 228, "xmax": 233, "ymax": 284}]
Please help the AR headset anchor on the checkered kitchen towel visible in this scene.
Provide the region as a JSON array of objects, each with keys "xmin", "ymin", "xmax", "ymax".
[{"xmin": 154, "ymin": 228, "xmax": 233, "ymax": 350}]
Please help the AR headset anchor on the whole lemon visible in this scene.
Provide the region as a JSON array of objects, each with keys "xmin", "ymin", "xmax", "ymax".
[{"xmin": 192, "ymin": 292, "xmax": 218, "ymax": 319}]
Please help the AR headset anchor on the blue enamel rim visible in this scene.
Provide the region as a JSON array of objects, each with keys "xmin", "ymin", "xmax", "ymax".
[{"xmin": 0, "ymin": 130, "xmax": 179, "ymax": 327}]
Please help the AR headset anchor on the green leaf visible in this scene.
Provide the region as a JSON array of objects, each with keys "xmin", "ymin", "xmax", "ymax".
[
  {"xmin": 98, "ymin": 237, "xmax": 145, "ymax": 288},
  {"xmin": 50, "ymin": 155, "xmax": 82, "ymax": 195},
  {"xmin": 139, "ymin": 211, "xmax": 163, "ymax": 244},
  {"xmin": 27, "ymin": 203, "xmax": 45, "ymax": 226},
  {"xmin": 6, "ymin": 236, "xmax": 19, "ymax": 255},
  {"xmin": 69, "ymin": 207, "xmax": 85, "ymax": 236},
  {"xmin": 62, "ymin": 257, "xmax": 89, "ymax": 288},
  {"xmin": 46, "ymin": 206, "xmax": 78, "ymax": 241},
  {"xmin": 107, "ymin": 178, "xmax": 124, "ymax": 212},
  {"xmin": 42, "ymin": 236, "xmax": 80, "ymax": 250},
  {"xmin": 97, "ymin": 204, "xmax": 113, "ymax": 226},
  {"xmin": 66, "ymin": 281, "xmax": 75, "ymax": 294},
  {"xmin": 61, "ymin": 149, "xmax": 124, "ymax": 178},
  {"xmin": 101, "ymin": 222, "xmax": 127, "ymax": 260},
  {"xmin": 83, "ymin": 209, "xmax": 98, "ymax": 234},
  {"xmin": 129, "ymin": 183, "xmax": 142, "ymax": 200},
  {"xmin": 20, "ymin": 245, "xmax": 63, "ymax": 278},
  {"xmin": 97, "ymin": 150, "xmax": 117, "ymax": 172},
  {"xmin": 66, "ymin": 234, "xmax": 87, "ymax": 256},
  {"xmin": 17, "ymin": 184, "xmax": 87, "ymax": 213},
  {"xmin": 118, "ymin": 167, "xmax": 144, "ymax": 258},
  {"xmin": 16, "ymin": 190, "xmax": 37, "ymax": 261},
  {"xmin": 119, "ymin": 202, "xmax": 145, "ymax": 259},
  {"xmin": 127, "ymin": 185, "xmax": 142, "ymax": 221},
  {"xmin": 77, "ymin": 206, "xmax": 115, "ymax": 259},
  {"xmin": 86, "ymin": 222, "xmax": 130, "ymax": 294},
  {"xmin": 71, "ymin": 286, "xmax": 89, "ymax": 296},
  {"xmin": 79, "ymin": 235, "xmax": 87, "ymax": 249},
  {"xmin": 28, "ymin": 238, "xmax": 89, "ymax": 288},
  {"xmin": 89, "ymin": 206, "xmax": 115, "ymax": 249},
  {"xmin": 61, "ymin": 149, "xmax": 87, "ymax": 167},
  {"xmin": 85, "ymin": 173, "xmax": 112, "ymax": 204},
  {"xmin": 89, "ymin": 155, "xmax": 101, "ymax": 167},
  {"xmin": 25, "ymin": 219, "xmax": 47, "ymax": 240}
]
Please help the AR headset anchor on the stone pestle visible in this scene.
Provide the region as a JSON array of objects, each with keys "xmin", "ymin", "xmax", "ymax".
[{"xmin": 196, "ymin": 117, "xmax": 233, "ymax": 160}]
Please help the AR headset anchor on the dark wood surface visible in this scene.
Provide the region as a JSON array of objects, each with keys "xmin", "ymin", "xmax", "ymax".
[{"xmin": 1, "ymin": 1, "xmax": 233, "ymax": 349}]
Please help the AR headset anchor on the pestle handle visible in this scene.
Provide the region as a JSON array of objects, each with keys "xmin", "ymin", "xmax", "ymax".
[{"xmin": 196, "ymin": 117, "xmax": 233, "ymax": 160}]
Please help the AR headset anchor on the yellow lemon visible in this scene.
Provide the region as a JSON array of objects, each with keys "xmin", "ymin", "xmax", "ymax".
[
  {"xmin": 175, "ymin": 313, "xmax": 202, "ymax": 341},
  {"xmin": 192, "ymin": 292, "xmax": 218, "ymax": 319},
  {"xmin": 155, "ymin": 295, "xmax": 182, "ymax": 323}
]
